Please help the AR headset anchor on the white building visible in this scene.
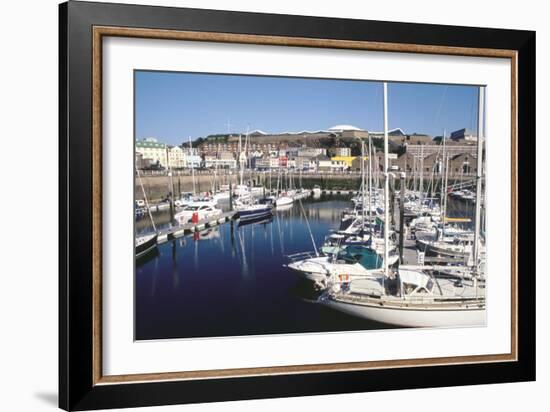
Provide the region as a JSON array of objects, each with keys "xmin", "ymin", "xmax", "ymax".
[
  {"xmin": 298, "ymin": 147, "xmax": 327, "ymax": 157},
  {"xmin": 269, "ymin": 157, "xmax": 280, "ymax": 169},
  {"xmin": 167, "ymin": 145, "xmax": 186, "ymax": 169},
  {"xmin": 294, "ymin": 156, "xmax": 317, "ymax": 171},
  {"xmin": 135, "ymin": 138, "xmax": 167, "ymax": 167},
  {"xmin": 332, "ymin": 147, "xmax": 351, "ymax": 157},
  {"xmin": 136, "ymin": 138, "xmax": 206, "ymax": 169},
  {"xmin": 204, "ymin": 155, "xmax": 237, "ymax": 169},
  {"xmin": 185, "ymin": 154, "xmax": 202, "ymax": 169}
]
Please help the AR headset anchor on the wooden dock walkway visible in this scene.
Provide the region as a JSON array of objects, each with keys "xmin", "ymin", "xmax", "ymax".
[
  {"xmin": 321, "ymin": 190, "xmax": 359, "ymax": 195},
  {"xmin": 156, "ymin": 211, "xmax": 237, "ymax": 244}
]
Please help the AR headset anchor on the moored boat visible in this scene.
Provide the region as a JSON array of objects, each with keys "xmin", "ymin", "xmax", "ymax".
[
  {"xmin": 174, "ymin": 202, "xmax": 223, "ymax": 224},
  {"xmin": 275, "ymin": 195, "xmax": 293, "ymax": 207},
  {"xmin": 234, "ymin": 201, "xmax": 273, "ymax": 222},
  {"xmin": 322, "ymin": 269, "xmax": 485, "ymax": 327},
  {"xmin": 135, "ymin": 233, "xmax": 158, "ymax": 259}
]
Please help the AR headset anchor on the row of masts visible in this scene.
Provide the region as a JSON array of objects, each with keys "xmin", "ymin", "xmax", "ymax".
[
  {"xmin": 378, "ymin": 84, "xmax": 485, "ymax": 276},
  {"xmin": 287, "ymin": 82, "xmax": 486, "ymax": 328}
]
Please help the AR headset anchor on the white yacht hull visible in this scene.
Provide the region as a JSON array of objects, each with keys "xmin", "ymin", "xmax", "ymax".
[
  {"xmin": 213, "ymin": 192, "xmax": 230, "ymax": 202},
  {"xmin": 276, "ymin": 196, "xmax": 293, "ymax": 207},
  {"xmin": 287, "ymin": 257, "xmax": 380, "ymax": 284},
  {"xmin": 324, "ymin": 298, "xmax": 485, "ymax": 327}
]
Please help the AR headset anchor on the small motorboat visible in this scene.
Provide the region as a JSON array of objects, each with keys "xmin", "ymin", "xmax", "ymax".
[
  {"xmin": 234, "ymin": 199, "xmax": 273, "ymax": 222},
  {"xmin": 174, "ymin": 202, "xmax": 223, "ymax": 224},
  {"xmin": 135, "ymin": 233, "xmax": 158, "ymax": 259}
]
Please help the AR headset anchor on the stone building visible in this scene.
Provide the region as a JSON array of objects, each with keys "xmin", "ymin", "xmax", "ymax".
[
  {"xmin": 350, "ymin": 156, "xmax": 370, "ymax": 171},
  {"xmin": 449, "ymin": 153, "xmax": 478, "ymax": 176},
  {"xmin": 389, "ymin": 133, "xmax": 433, "ymax": 146},
  {"xmin": 394, "ymin": 152, "xmax": 416, "ymax": 173},
  {"xmin": 406, "ymin": 142, "xmax": 476, "ymax": 158}
]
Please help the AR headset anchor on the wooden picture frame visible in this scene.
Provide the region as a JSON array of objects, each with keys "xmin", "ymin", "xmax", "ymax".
[{"xmin": 59, "ymin": 1, "xmax": 535, "ymax": 410}]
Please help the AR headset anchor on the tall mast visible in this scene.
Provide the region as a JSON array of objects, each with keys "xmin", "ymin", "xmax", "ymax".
[
  {"xmin": 188, "ymin": 136, "xmax": 196, "ymax": 195},
  {"xmin": 440, "ymin": 129, "xmax": 446, "ymax": 238},
  {"xmin": 213, "ymin": 143, "xmax": 219, "ymax": 193},
  {"xmin": 245, "ymin": 126, "xmax": 250, "ymax": 170},
  {"xmin": 238, "ymin": 133, "xmax": 244, "ymax": 187},
  {"xmin": 368, "ymin": 134, "xmax": 373, "ymax": 235},
  {"xmin": 473, "ymin": 87, "xmax": 485, "ymax": 268},
  {"xmin": 243, "ymin": 126, "xmax": 250, "ymax": 187},
  {"xmin": 383, "ymin": 82, "xmax": 390, "ymax": 279},
  {"xmin": 419, "ymin": 145, "xmax": 424, "ymax": 200},
  {"xmin": 166, "ymin": 144, "xmax": 175, "ymax": 221},
  {"xmin": 412, "ymin": 155, "xmax": 417, "ymax": 193},
  {"xmin": 443, "ymin": 154, "xmax": 449, "ymax": 230},
  {"xmin": 361, "ymin": 139, "xmax": 366, "ymax": 233}
]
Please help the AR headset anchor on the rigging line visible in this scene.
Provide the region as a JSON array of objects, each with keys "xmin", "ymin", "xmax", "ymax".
[
  {"xmin": 433, "ymin": 85, "xmax": 449, "ymax": 134},
  {"xmin": 136, "ymin": 167, "xmax": 157, "ymax": 232},
  {"xmin": 298, "ymin": 197, "xmax": 319, "ymax": 257}
]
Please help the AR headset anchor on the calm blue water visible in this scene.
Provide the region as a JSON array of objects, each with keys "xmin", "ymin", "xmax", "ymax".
[{"xmin": 135, "ymin": 196, "xmax": 392, "ymax": 340}]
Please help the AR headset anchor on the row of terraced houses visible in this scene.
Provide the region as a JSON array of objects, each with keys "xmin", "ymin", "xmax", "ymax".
[{"xmin": 135, "ymin": 125, "xmax": 479, "ymax": 175}]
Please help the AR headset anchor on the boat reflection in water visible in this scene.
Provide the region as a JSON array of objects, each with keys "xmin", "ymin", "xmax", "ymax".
[{"xmin": 135, "ymin": 196, "xmax": 393, "ymax": 340}]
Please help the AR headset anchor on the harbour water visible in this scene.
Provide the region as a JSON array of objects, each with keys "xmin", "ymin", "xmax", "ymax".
[
  {"xmin": 135, "ymin": 196, "xmax": 393, "ymax": 340},
  {"xmin": 135, "ymin": 195, "xmax": 476, "ymax": 340}
]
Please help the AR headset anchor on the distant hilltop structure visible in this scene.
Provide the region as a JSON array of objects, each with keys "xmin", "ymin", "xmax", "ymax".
[
  {"xmin": 195, "ymin": 124, "xmax": 443, "ymax": 156},
  {"xmin": 450, "ymin": 128, "xmax": 478, "ymax": 142}
]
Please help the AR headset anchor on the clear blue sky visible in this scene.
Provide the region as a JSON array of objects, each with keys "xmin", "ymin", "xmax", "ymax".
[{"xmin": 135, "ymin": 70, "xmax": 479, "ymax": 145}]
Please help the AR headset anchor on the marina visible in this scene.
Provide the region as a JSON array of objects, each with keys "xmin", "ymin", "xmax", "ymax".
[
  {"xmin": 136, "ymin": 196, "xmax": 395, "ymax": 340},
  {"xmin": 134, "ymin": 75, "xmax": 487, "ymax": 339},
  {"xmin": 136, "ymin": 188, "xmax": 480, "ymax": 339}
]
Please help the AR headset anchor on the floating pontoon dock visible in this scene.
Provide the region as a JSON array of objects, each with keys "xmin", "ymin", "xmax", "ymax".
[{"xmin": 156, "ymin": 211, "xmax": 237, "ymax": 244}]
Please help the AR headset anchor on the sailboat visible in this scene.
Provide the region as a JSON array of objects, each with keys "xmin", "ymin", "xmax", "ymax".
[
  {"xmin": 321, "ymin": 83, "xmax": 486, "ymax": 328},
  {"xmin": 210, "ymin": 143, "xmax": 231, "ymax": 202},
  {"xmin": 287, "ymin": 137, "xmax": 398, "ymax": 288},
  {"xmin": 275, "ymin": 170, "xmax": 294, "ymax": 207},
  {"xmin": 414, "ymin": 132, "xmax": 483, "ymax": 260},
  {"xmin": 135, "ymin": 167, "xmax": 158, "ymax": 259},
  {"xmin": 233, "ymin": 128, "xmax": 273, "ymax": 222},
  {"xmin": 287, "ymin": 245, "xmax": 384, "ymax": 285},
  {"xmin": 275, "ymin": 195, "xmax": 293, "ymax": 207}
]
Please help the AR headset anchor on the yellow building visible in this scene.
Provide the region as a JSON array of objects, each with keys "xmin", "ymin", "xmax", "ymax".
[
  {"xmin": 331, "ymin": 156, "xmax": 369, "ymax": 169},
  {"xmin": 330, "ymin": 156, "xmax": 356, "ymax": 168}
]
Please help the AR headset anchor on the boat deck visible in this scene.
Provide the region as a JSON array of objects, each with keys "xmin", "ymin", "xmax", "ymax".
[
  {"xmin": 345, "ymin": 275, "xmax": 485, "ymax": 306},
  {"xmin": 349, "ymin": 277, "xmax": 485, "ymax": 301},
  {"xmin": 156, "ymin": 211, "xmax": 237, "ymax": 244}
]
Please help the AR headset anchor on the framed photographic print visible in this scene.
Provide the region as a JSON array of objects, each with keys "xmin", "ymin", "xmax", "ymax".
[{"xmin": 59, "ymin": 1, "xmax": 536, "ymax": 410}]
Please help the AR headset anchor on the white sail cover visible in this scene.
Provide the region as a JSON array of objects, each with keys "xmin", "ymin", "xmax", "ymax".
[{"xmin": 399, "ymin": 269, "xmax": 432, "ymax": 289}]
